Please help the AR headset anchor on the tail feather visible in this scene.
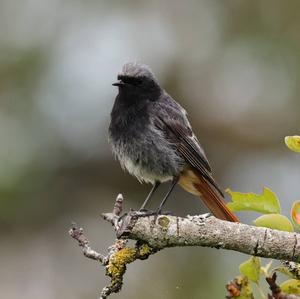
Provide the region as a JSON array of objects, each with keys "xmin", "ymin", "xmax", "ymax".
[
  {"xmin": 194, "ymin": 177, "xmax": 239, "ymax": 222},
  {"xmin": 178, "ymin": 169, "xmax": 239, "ymax": 222}
]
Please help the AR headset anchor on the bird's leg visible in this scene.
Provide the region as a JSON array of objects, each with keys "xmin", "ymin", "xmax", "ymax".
[
  {"xmin": 156, "ymin": 177, "xmax": 178, "ymax": 215},
  {"xmin": 139, "ymin": 181, "xmax": 160, "ymax": 211}
]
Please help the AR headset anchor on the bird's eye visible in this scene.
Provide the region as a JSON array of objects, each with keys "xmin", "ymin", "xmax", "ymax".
[
  {"xmin": 119, "ymin": 76, "xmax": 142, "ymax": 86},
  {"xmin": 133, "ymin": 78, "xmax": 143, "ymax": 85}
]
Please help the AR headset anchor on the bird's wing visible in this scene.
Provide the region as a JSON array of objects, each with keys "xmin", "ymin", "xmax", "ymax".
[{"xmin": 151, "ymin": 95, "xmax": 223, "ymax": 196}]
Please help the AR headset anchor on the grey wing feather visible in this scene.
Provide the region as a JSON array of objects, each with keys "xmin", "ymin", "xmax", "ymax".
[{"xmin": 152, "ymin": 94, "xmax": 224, "ymax": 196}]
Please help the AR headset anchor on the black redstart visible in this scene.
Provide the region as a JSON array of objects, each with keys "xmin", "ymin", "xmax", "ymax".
[{"xmin": 109, "ymin": 62, "xmax": 238, "ymax": 222}]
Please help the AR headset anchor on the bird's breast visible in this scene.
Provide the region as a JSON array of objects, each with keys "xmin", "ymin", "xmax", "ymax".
[{"xmin": 109, "ymin": 117, "xmax": 184, "ymax": 184}]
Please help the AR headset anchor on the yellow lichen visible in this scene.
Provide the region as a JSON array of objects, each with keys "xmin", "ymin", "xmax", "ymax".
[
  {"xmin": 105, "ymin": 243, "xmax": 156, "ymax": 294},
  {"xmin": 106, "ymin": 243, "xmax": 155, "ymax": 292},
  {"xmin": 157, "ymin": 216, "xmax": 170, "ymax": 227},
  {"xmin": 107, "ymin": 247, "xmax": 136, "ymax": 278},
  {"xmin": 138, "ymin": 243, "xmax": 152, "ymax": 257}
]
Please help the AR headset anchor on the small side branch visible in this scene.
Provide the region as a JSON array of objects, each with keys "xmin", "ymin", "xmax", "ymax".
[
  {"xmin": 69, "ymin": 223, "xmax": 107, "ymax": 263},
  {"xmin": 69, "ymin": 195, "xmax": 156, "ymax": 299},
  {"xmin": 266, "ymin": 273, "xmax": 300, "ymax": 299}
]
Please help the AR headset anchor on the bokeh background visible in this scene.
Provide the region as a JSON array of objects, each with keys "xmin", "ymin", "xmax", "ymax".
[{"xmin": 1, "ymin": 1, "xmax": 300, "ymax": 298}]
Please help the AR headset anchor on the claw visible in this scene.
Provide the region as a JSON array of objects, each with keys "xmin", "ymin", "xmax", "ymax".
[{"xmin": 137, "ymin": 209, "xmax": 156, "ymax": 217}]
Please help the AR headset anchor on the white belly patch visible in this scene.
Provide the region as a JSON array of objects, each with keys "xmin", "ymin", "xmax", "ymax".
[{"xmin": 120, "ymin": 156, "xmax": 172, "ymax": 184}]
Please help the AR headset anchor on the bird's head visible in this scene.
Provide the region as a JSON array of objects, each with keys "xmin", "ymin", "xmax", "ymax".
[{"xmin": 112, "ymin": 62, "xmax": 161, "ymax": 99}]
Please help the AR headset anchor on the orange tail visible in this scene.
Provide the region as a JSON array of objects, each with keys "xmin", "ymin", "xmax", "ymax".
[{"xmin": 178, "ymin": 169, "xmax": 239, "ymax": 222}]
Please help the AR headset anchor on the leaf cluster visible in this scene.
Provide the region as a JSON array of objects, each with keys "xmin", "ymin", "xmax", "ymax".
[{"xmin": 226, "ymin": 136, "xmax": 300, "ymax": 298}]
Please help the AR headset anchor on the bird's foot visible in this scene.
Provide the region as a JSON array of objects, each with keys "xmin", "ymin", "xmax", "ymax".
[
  {"xmin": 152, "ymin": 209, "xmax": 173, "ymax": 222},
  {"xmin": 157, "ymin": 210, "xmax": 173, "ymax": 216},
  {"xmin": 136, "ymin": 208, "xmax": 156, "ymax": 216},
  {"xmin": 198, "ymin": 212, "xmax": 211, "ymax": 220},
  {"xmin": 135, "ymin": 208, "xmax": 173, "ymax": 218}
]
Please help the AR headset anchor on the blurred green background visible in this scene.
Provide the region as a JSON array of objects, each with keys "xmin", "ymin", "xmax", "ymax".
[{"xmin": 1, "ymin": 1, "xmax": 300, "ymax": 298}]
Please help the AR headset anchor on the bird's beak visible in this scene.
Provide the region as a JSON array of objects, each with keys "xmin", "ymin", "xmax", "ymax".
[{"xmin": 112, "ymin": 80, "xmax": 124, "ymax": 87}]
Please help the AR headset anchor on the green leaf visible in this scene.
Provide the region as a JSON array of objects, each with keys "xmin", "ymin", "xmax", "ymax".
[
  {"xmin": 278, "ymin": 261, "xmax": 300, "ymax": 280},
  {"xmin": 226, "ymin": 187, "xmax": 281, "ymax": 214},
  {"xmin": 291, "ymin": 201, "xmax": 300, "ymax": 228},
  {"xmin": 276, "ymin": 264, "xmax": 300, "ymax": 280},
  {"xmin": 280, "ymin": 279, "xmax": 300, "ymax": 295},
  {"xmin": 285, "ymin": 136, "xmax": 300, "ymax": 153},
  {"xmin": 260, "ymin": 260, "xmax": 273, "ymax": 277},
  {"xmin": 254, "ymin": 214, "xmax": 294, "ymax": 232},
  {"xmin": 237, "ymin": 277, "xmax": 254, "ymax": 299},
  {"xmin": 239, "ymin": 257, "xmax": 261, "ymax": 283},
  {"xmin": 276, "ymin": 266, "xmax": 296, "ymax": 279}
]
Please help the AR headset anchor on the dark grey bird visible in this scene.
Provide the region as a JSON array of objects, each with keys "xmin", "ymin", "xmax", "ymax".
[{"xmin": 108, "ymin": 62, "xmax": 238, "ymax": 222}]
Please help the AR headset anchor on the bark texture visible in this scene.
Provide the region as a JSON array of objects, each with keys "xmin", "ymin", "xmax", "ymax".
[{"xmin": 111, "ymin": 212, "xmax": 300, "ymax": 262}]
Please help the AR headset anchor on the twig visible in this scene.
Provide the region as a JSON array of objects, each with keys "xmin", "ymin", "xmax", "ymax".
[
  {"xmin": 69, "ymin": 223, "xmax": 107, "ymax": 263},
  {"xmin": 69, "ymin": 195, "xmax": 156, "ymax": 299},
  {"xmin": 266, "ymin": 273, "xmax": 300, "ymax": 299}
]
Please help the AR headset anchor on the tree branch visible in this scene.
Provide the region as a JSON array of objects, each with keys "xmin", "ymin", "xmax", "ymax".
[
  {"xmin": 104, "ymin": 210, "xmax": 300, "ymax": 262},
  {"xmin": 69, "ymin": 194, "xmax": 300, "ymax": 298}
]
